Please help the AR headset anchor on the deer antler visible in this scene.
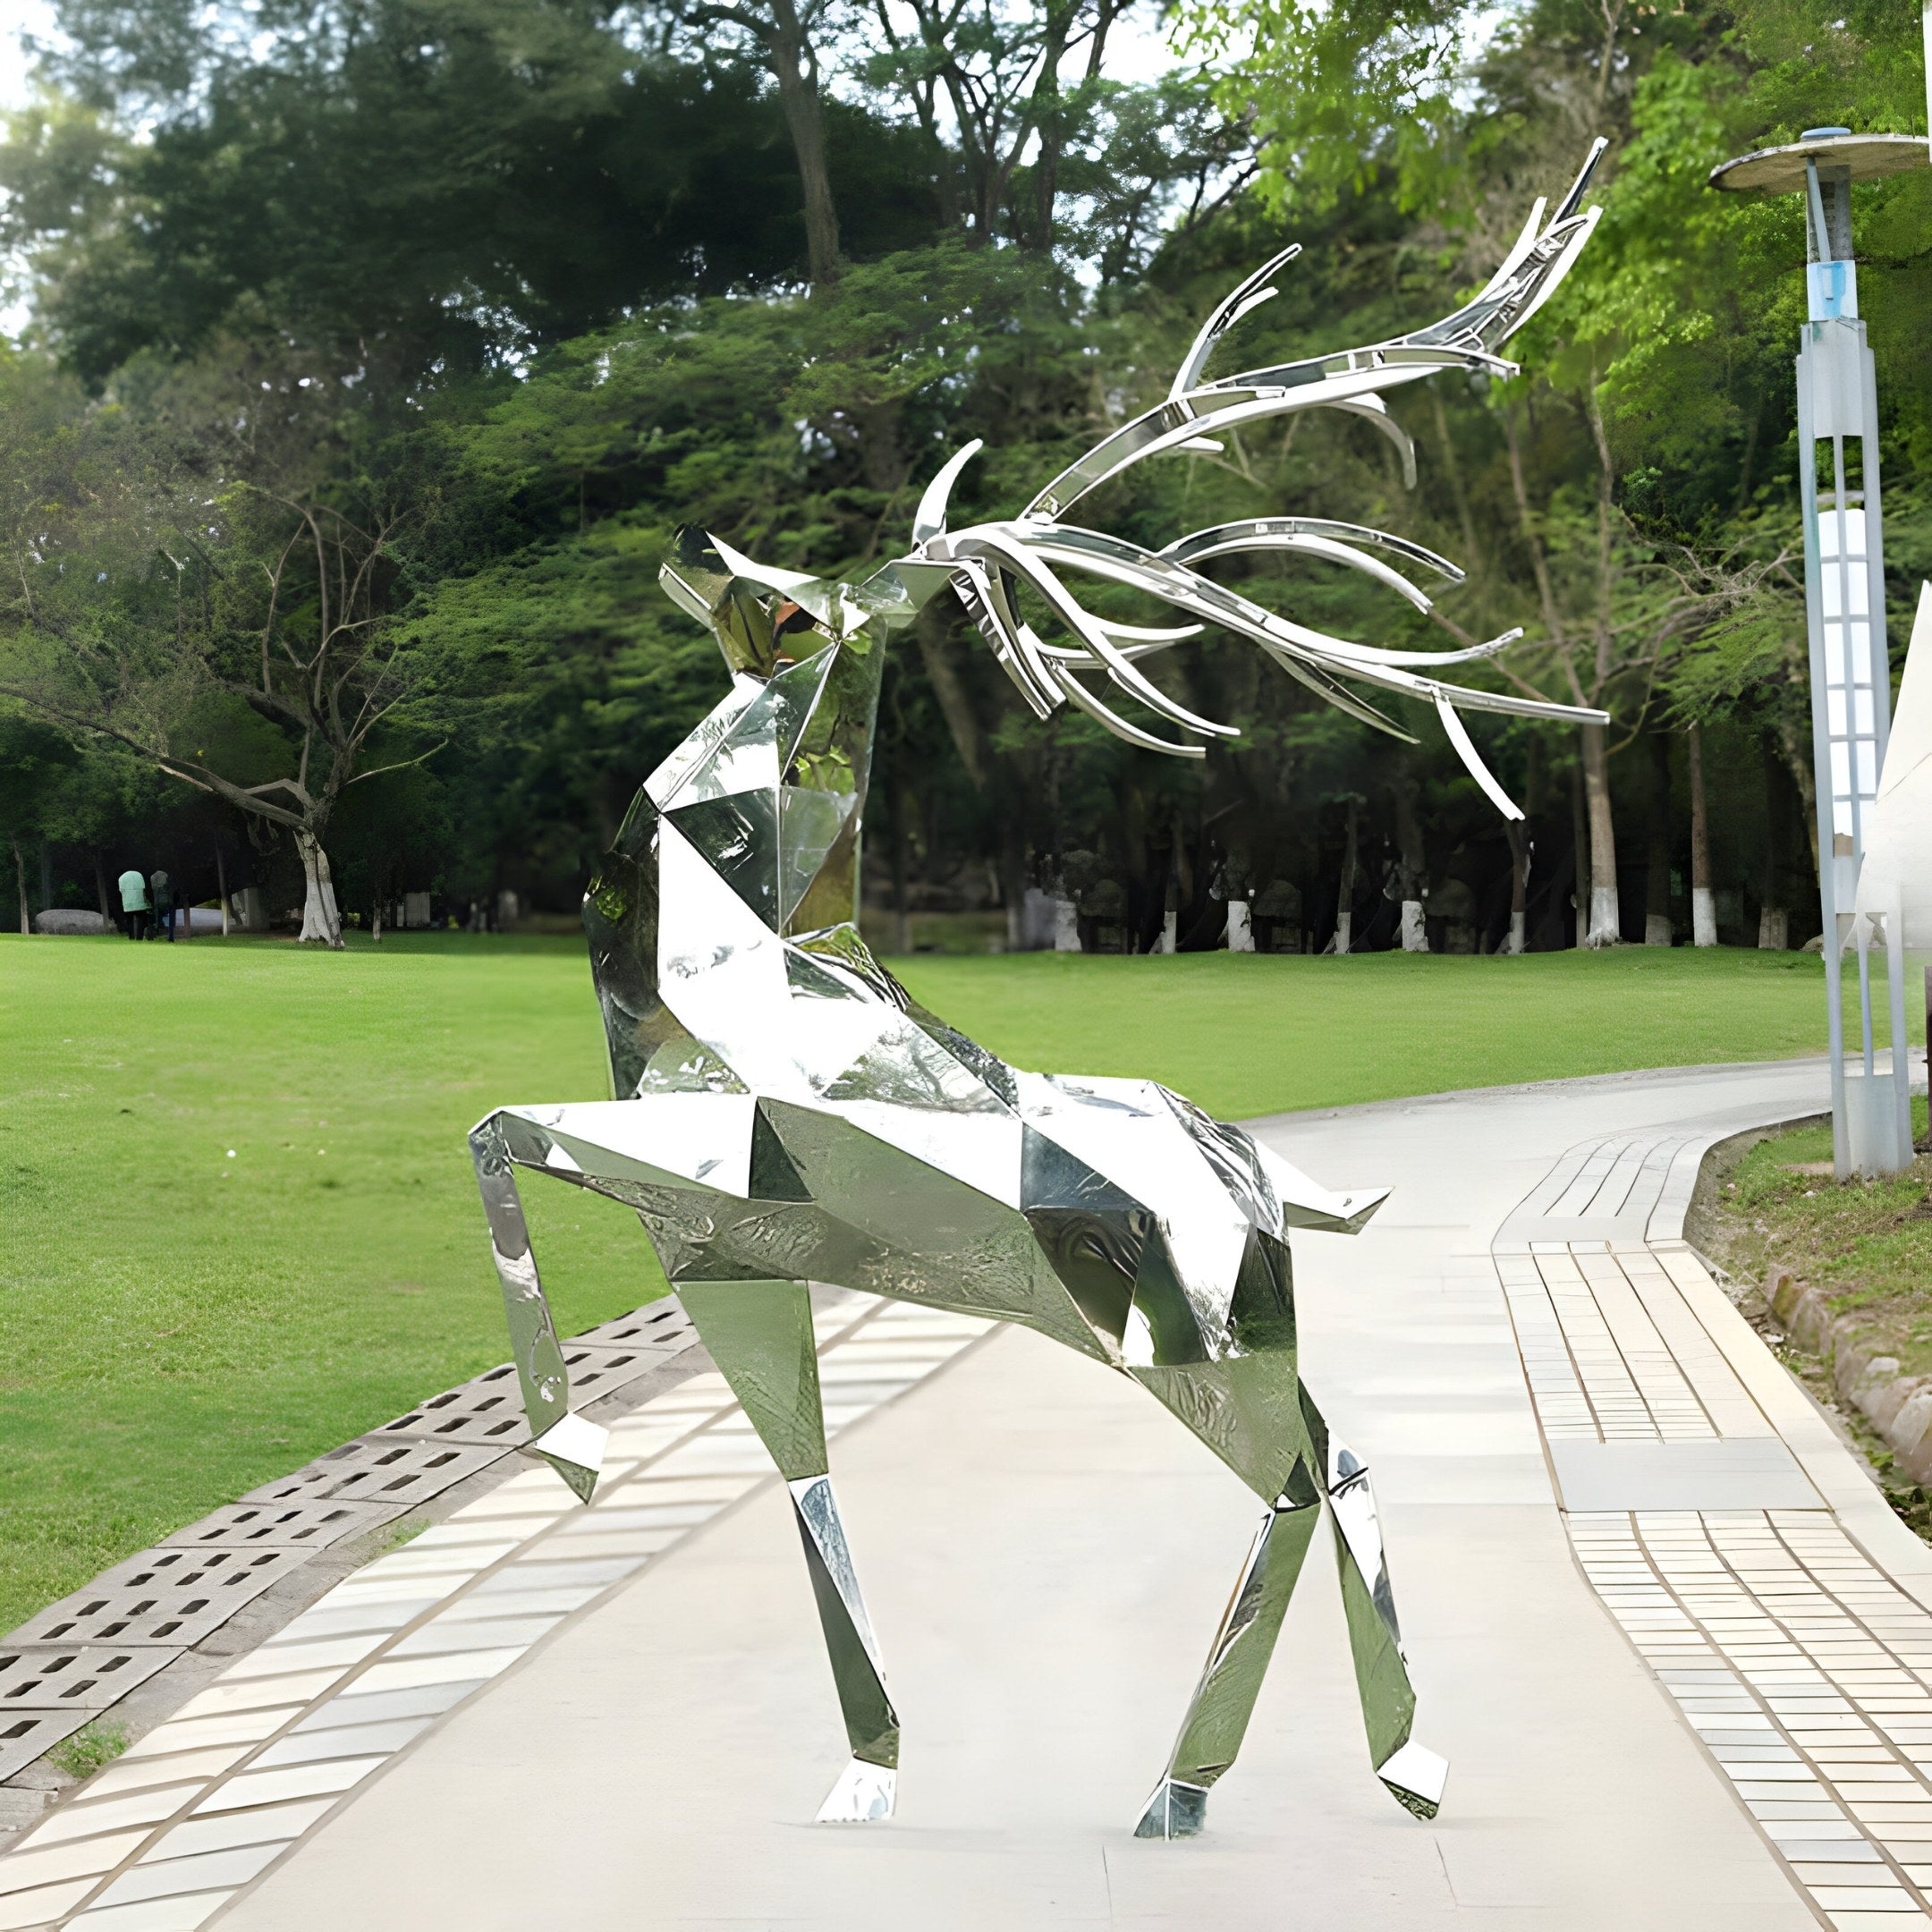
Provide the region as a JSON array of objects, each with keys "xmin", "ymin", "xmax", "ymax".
[{"xmin": 897, "ymin": 141, "xmax": 1613, "ymax": 819}]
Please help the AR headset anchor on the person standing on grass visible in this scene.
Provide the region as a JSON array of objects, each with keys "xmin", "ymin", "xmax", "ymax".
[
  {"xmin": 116, "ymin": 865, "xmax": 148, "ymax": 941},
  {"xmin": 149, "ymin": 868, "xmax": 174, "ymax": 941}
]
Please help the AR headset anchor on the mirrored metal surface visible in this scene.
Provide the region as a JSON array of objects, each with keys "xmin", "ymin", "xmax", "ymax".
[{"xmin": 466, "ymin": 158, "xmax": 1606, "ymax": 1835}]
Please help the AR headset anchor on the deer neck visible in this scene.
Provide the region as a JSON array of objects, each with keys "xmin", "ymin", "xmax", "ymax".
[{"xmin": 584, "ymin": 626, "xmax": 889, "ymax": 1099}]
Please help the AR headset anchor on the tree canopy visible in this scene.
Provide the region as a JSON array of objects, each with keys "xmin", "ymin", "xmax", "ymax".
[{"xmin": 2, "ymin": 0, "xmax": 1927, "ymax": 953}]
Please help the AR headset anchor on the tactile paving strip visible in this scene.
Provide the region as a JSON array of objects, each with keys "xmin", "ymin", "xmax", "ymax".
[
  {"xmin": 1576, "ymin": 1508, "xmax": 1932, "ymax": 1927},
  {"xmin": 1496, "ymin": 1123, "xmax": 1932, "ymax": 1930}
]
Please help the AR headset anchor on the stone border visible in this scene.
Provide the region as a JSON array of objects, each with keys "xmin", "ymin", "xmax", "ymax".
[
  {"xmin": 1767, "ymin": 1274, "xmax": 1932, "ymax": 1487},
  {"xmin": 0, "ymin": 1301, "xmax": 707, "ymax": 1848},
  {"xmin": 1681, "ymin": 1112, "xmax": 1932, "ymax": 1492}
]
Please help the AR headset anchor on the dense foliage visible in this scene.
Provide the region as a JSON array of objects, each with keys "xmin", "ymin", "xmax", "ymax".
[{"xmin": 1, "ymin": 0, "xmax": 1928, "ymax": 953}]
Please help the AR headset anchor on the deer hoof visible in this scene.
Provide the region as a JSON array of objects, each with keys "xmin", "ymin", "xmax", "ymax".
[{"xmin": 1132, "ymin": 1778, "xmax": 1209, "ymax": 1839}]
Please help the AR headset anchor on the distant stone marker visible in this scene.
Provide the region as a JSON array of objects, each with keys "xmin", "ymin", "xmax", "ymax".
[{"xmin": 32, "ymin": 909, "xmax": 110, "ymax": 935}]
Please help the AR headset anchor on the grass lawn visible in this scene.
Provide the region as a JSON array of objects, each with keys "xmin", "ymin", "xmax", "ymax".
[{"xmin": 0, "ymin": 932, "xmax": 1909, "ymax": 1632}]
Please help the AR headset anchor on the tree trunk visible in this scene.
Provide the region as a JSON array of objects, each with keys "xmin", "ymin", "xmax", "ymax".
[
  {"xmin": 1579, "ymin": 721, "xmax": 1620, "ymax": 945},
  {"xmin": 13, "ymin": 835, "xmax": 28, "ymax": 935},
  {"xmin": 1759, "ymin": 739, "xmax": 1791, "ymax": 950},
  {"xmin": 215, "ymin": 843, "xmax": 232, "ymax": 936},
  {"xmin": 1644, "ymin": 730, "xmax": 1673, "ymax": 945},
  {"xmin": 1392, "ymin": 777, "xmax": 1427, "ymax": 953},
  {"xmin": 93, "ymin": 849, "xmax": 111, "ymax": 920},
  {"xmin": 1504, "ymin": 819, "xmax": 1530, "ymax": 955},
  {"xmin": 1335, "ymin": 797, "xmax": 1360, "ymax": 954},
  {"xmin": 1688, "ymin": 725, "xmax": 1716, "ymax": 946},
  {"xmin": 1000, "ymin": 829, "xmax": 1027, "ymax": 953},
  {"xmin": 1430, "ymin": 390, "xmax": 1483, "ymax": 587},
  {"xmin": 1031, "ymin": 123, "xmax": 1061, "ymax": 251},
  {"xmin": 1571, "ymin": 758, "xmax": 1589, "ymax": 950},
  {"xmin": 295, "ymin": 829, "xmax": 343, "ymax": 947},
  {"xmin": 891, "ymin": 783, "xmax": 911, "ymax": 955},
  {"xmin": 1777, "ymin": 630, "xmax": 1821, "ymax": 882},
  {"xmin": 913, "ymin": 604, "xmax": 987, "ymax": 791},
  {"xmin": 766, "ymin": 0, "xmax": 841, "ymax": 286}
]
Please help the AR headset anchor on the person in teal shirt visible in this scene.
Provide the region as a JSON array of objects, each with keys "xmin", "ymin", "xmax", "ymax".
[{"xmin": 116, "ymin": 867, "xmax": 148, "ymax": 941}]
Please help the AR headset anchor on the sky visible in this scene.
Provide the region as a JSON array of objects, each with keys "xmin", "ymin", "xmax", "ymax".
[{"xmin": 0, "ymin": 0, "xmax": 54, "ymax": 108}]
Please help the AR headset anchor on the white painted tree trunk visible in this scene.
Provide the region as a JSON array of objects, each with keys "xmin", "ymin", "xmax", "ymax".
[
  {"xmin": 1504, "ymin": 911, "xmax": 1526, "ymax": 956},
  {"xmin": 1585, "ymin": 886, "xmax": 1620, "ymax": 948},
  {"xmin": 295, "ymin": 831, "xmax": 343, "ymax": 948},
  {"xmin": 1333, "ymin": 909, "xmax": 1352, "ymax": 955},
  {"xmin": 1759, "ymin": 907, "xmax": 1789, "ymax": 950},
  {"xmin": 1645, "ymin": 913, "xmax": 1673, "ymax": 946},
  {"xmin": 1227, "ymin": 901, "xmax": 1253, "ymax": 952},
  {"xmin": 1158, "ymin": 910, "xmax": 1178, "ymax": 954},
  {"xmin": 1691, "ymin": 887, "xmax": 1717, "ymax": 947},
  {"xmin": 1401, "ymin": 901, "xmax": 1428, "ymax": 952},
  {"xmin": 1052, "ymin": 897, "xmax": 1080, "ymax": 952},
  {"xmin": 1581, "ymin": 721, "xmax": 1621, "ymax": 947}
]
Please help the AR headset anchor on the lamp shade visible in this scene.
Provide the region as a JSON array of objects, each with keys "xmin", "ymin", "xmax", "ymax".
[{"xmin": 1709, "ymin": 131, "xmax": 1928, "ymax": 194}]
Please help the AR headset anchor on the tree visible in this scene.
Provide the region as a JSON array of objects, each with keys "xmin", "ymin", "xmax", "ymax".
[
  {"xmin": 860, "ymin": 0, "xmax": 1130, "ymax": 248},
  {"xmin": 0, "ymin": 352, "xmax": 449, "ymax": 945},
  {"xmin": 0, "ymin": 715, "xmax": 82, "ymax": 931},
  {"xmin": 675, "ymin": 0, "xmax": 847, "ymax": 284},
  {"xmin": 2, "ymin": 0, "xmax": 947, "ymax": 386}
]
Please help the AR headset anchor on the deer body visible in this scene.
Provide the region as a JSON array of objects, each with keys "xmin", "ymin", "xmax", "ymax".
[
  {"xmin": 470, "ymin": 553, "xmax": 1441, "ymax": 1835},
  {"xmin": 471, "ymin": 155, "xmax": 1612, "ymax": 1834}
]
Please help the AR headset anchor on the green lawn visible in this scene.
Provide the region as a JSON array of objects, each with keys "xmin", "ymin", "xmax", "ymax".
[{"xmin": 0, "ymin": 933, "xmax": 1902, "ymax": 1632}]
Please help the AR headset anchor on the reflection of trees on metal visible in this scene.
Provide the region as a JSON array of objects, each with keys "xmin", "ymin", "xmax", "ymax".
[{"xmin": 467, "ymin": 154, "xmax": 1607, "ymax": 1839}]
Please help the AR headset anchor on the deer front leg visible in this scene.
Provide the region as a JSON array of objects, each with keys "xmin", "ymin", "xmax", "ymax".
[
  {"xmin": 1134, "ymin": 1485, "xmax": 1322, "ymax": 1839},
  {"xmin": 469, "ymin": 1111, "xmax": 609, "ymax": 1503},
  {"xmin": 1301, "ymin": 1383, "xmax": 1449, "ymax": 1822},
  {"xmin": 680, "ymin": 1279, "xmax": 900, "ymax": 1823}
]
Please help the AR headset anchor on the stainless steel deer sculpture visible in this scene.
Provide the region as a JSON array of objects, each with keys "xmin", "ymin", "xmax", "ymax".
[{"xmin": 470, "ymin": 146, "xmax": 1608, "ymax": 1839}]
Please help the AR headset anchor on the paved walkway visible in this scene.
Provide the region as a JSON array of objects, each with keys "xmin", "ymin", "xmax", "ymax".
[{"xmin": 10, "ymin": 1056, "xmax": 1932, "ymax": 1930}]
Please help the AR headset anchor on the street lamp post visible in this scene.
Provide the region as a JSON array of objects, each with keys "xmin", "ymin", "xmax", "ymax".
[{"xmin": 1709, "ymin": 127, "xmax": 1928, "ymax": 1177}]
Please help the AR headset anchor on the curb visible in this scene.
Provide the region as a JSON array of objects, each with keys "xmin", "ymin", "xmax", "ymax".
[{"xmin": 1768, "ymin": 1267, "xmax": 1932, "ymax": 1486}]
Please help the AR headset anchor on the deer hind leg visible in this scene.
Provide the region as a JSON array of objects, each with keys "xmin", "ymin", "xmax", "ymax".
[
  {"xmin": 1300, "ymin": 1382, "xmax": 1449, "ymax": 1822},
  {"xmin": 470, "ymin": 1112, "xmax": 609, "ymax": 1503},
  {"xmin": 679, "ymin": 1279, "xmax": 900, "ymax": 1824},
  {"xmin": 1134, "ymin": 1479, "xmax": 1323, "ymax": 1840}
]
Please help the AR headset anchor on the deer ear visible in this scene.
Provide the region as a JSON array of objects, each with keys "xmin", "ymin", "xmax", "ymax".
[{"xmin": 911, "ymin": 439, "xmax": 984, "ymax": 544}]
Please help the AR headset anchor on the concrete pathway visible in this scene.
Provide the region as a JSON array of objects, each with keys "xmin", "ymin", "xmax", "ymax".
[{"xmin": 9, "ymin": 1056, "xmax": 1932, "ymax": 1930}]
